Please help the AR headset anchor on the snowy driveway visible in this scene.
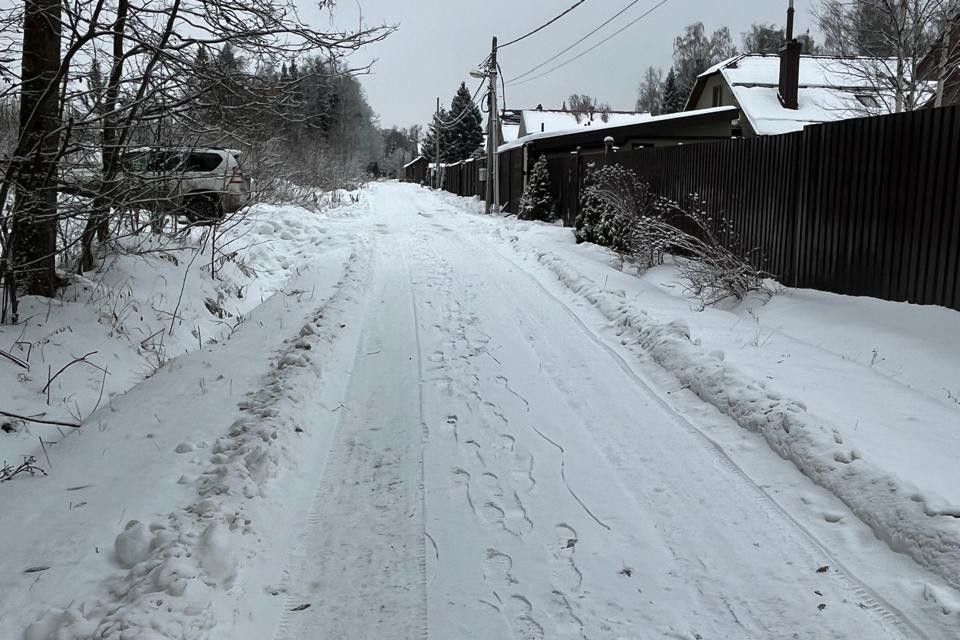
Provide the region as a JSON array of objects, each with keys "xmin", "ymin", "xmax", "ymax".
[{"xmin": 6, "ymin": 182, "xmax": 956, "ymax": 640}]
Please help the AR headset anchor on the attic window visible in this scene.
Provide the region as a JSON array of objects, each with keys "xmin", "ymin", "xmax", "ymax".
[{"xmin": 855, "ymin": 94, "xmax": 880, "ymax": 108}]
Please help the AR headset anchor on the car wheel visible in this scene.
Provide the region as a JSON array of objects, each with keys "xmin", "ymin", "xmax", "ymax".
[{"xmin": 186, "ymin": 196, "xmax": 218, "ymax": 223}]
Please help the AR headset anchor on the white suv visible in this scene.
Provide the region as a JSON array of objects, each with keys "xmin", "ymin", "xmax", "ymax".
[{"xmin": 120, "ymin": 147, "xmax": 251, "ymax": 223}]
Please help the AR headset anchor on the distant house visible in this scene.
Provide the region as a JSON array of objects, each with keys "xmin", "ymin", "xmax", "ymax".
[
  {"xmin": 498, "ymin": 106, "xmax": 739, "ymax": 155},
  {"xmin": 403, "ymin": 155, "xmax": 428, "ymax": 184},
  {"xmin": 685, "ymin": 53, "xmax": 895, "ymax": 136},
  {"xmin": 514, "ymin": 107, "xmax": 651, "ymax": 138}
]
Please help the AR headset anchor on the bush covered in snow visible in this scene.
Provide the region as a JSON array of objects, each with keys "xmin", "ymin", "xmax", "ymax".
[
  {"xmin": 575, "ymin": 163, "xmax": 658, "ymax": 253},
  {"xmin": 518, "ymin": 154, "xmax": 557, "ymax": 222},
  {"xmin": 576, "ymin": 162, "xmax": 767, "ymax": 306}
]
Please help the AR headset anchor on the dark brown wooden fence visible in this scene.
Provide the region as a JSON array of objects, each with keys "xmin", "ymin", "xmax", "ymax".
[{"xmin": 442, "ymin": 105, "xmax": 960, "ymax": 310}]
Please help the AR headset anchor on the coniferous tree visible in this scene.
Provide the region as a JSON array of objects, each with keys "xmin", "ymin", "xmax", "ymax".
[
  {"xmin": 518, "ymin": 154, "xmax": 557, "ymax": 222},
  {"xmin": 444, "ymin": 82, "xmax": 484, "ymax": 162},
  {"xmin": 661, "ymin": 68, "xmax": 685, "ymax": 114}
]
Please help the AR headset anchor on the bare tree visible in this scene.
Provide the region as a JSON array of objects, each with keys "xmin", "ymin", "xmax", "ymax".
[
  {"xmin": 817, "ymin": 0, "xmax": 959, "ymax": 112},
  {"xmin": 635, "ymin": 66, "xmax": 663, "ymax": 115},
  {"xmin": 0, "ymin": 0, "xmax": 394, "ymax": 322},
  {"xmin": 566, "ymin": 94, "xmax": 611, "ymax": 122}
]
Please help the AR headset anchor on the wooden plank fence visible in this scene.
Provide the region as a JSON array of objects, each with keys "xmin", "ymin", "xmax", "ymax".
[{"xmin": 441, "ymin": 104, "xmax": 960, "ymax": 310}]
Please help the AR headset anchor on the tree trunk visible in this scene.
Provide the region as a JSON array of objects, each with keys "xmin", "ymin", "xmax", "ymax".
[
  {"xmin": 80, "ymin": 0, "xmax": 128, "ymax": 272},
  {"xmin": 936, "ymin": 31, "xmax": 952, "ymax": 108},
  {"xmin": 11, "ymin": 0, "xmax": 62, "ymax": 297}
]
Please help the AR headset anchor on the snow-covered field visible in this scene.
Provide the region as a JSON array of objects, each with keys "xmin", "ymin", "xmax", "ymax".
[{"xmin": 2, "ymin": 182, "xmax": 958, "ymax": 639}]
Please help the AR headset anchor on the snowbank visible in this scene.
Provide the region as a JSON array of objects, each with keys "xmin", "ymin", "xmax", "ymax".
[
  {"xmin": 3, "ymin": 196, "xmax": 370, "ymax": 639},
  {"xmin": 1, "ymin": 202, "xmax": 343, "ymax": 465},
  {"xmin": 453, "ymin": 209, "xmax": 960, "ymax": 593}
]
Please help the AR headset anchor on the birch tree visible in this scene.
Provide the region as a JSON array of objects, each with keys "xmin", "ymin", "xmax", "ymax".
[{"xmin": 817, "ymin": 0, "xmax": 959, "ymax": 112}]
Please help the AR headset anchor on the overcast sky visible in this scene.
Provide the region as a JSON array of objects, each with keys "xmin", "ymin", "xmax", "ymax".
[{"xmin": 306, "ymin": 0, "xmax": 821, "ymax": 129}]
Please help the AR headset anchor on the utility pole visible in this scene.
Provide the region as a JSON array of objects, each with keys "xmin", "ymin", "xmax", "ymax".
[
  {"xmin": 434, "ymin": 97, "xmax": 441, "ymax": 189},
  {"xmin": 483, "ymin": 37, "xmax": 500, "ymax": 214},
  {"xmin": 491, "ymin": 37, "xmax": 500, "ymax": 213}
]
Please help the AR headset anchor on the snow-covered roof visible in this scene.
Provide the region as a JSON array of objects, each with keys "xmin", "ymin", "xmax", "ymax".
[
  {"xmin": 689, "ymin": 54, "xmax": 923, "ymax": 135},
  {"xmin": 520, "ymin": 110, "xmax": 651, "ymax": 136},
  {"xmin": 498, "ymin": 106, "xmax": 738, "ymax": 152},
  {"xmin": 403, "ymin": 155, "xmax": 426, "ymax": 169}
]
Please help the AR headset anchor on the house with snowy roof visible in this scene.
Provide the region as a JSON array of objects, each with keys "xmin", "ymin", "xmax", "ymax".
[
  {"xmin": 515, "ymin": 106, "xmax": 652, "ymax": 137},
  {"xmin": 496, "ymin": 106, "xmax": 652, "ymax": 144},
  {"xmin": 683, "ymin": 52, "xmax": 901, "ymax": 136}
]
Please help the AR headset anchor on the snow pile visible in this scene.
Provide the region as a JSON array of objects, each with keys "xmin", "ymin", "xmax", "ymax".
[
  {"xmin": 21, "ymin": 243, "xmax": 368, "ymax": 639},
  {"xmin": 114, "ymin": 520, "xmax": 154, "ymax": 568},
  {"xmin": 484, "ymin": 221, "xmax": 960, "ymax": 592},
  {"xmin": 0, "ymin": 202, "xmax": 340, "ymax": 464}
]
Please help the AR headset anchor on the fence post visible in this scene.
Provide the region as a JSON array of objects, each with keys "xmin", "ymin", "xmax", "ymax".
[
  {"xmin": 570, "ymin": 147, "xmax": 582, "ymax": 227},
  {"xmin": 794, "ymin": 125, "xmax": 814, "ymax": 288}
]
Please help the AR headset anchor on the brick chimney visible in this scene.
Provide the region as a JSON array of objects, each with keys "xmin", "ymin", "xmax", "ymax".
[{"xmin": 778, "ymin": 0, "xmax": 801, "ymax": 110}]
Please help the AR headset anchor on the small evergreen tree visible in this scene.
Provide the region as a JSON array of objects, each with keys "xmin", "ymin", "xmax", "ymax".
[{"xmin": 518, "ymin": 154, "xmax": 557, "ymax": 222}]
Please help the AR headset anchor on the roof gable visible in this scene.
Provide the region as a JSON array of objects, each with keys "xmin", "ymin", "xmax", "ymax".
[{"xmin": 687, "ymin": 53, "xmax": 919, "ymax": 135}]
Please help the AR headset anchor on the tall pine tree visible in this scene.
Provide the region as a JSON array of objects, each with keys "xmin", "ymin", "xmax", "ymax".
[{"xmin": 444, "ymin": 82, "xmax": 483, "ymax": 163}]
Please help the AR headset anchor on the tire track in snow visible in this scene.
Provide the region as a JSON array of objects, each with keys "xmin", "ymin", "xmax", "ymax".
[
  {"xmin": 273, "ymin": 242, "xmax": 428, "ymax": 640},
  {"xmin": 409, "ymin": 261, "xmax": 434, "ymax": 639},
  {"xmin": 466, "ymin": 224, "xmax": 928, "ymax": 640}
]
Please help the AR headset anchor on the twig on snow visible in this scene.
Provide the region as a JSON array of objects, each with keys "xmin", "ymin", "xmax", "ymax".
[
  {"xmin": 41, "ymin": 351, "xmax": 99, "ymax": 394},
  {"xmin": 0, "ymin": 410, "xmax": 80, "ymax": 428},
  {"xmin": 0, "ymin": 348, "xmax": 29, "ymax": 370}
]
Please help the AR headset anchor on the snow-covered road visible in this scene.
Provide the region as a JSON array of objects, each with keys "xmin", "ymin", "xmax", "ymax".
[
  {"xmin": 264, "ymin": 185, "xmax": 929, "ymax": 639},
  {"xmin": 6, "ymin": 182, "xmax": 958, "ymax": 640}
]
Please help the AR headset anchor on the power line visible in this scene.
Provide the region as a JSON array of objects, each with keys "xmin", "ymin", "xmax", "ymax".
[
  {"xmin": 506, "ymin": 0, "xmax": 646, "ymax": 84},
  {"xmin": 497, "ymin": 62, "xmax": 507, "ymax": 112},
  {"xmin": 434, "ymin": 80, "xmax": 487, "ymax": 129},
  {"xmin": 507, "ymin": 0, "xmax": 674, "ymax": 88},
  {"xmin": 499, "ymin": 0, "xmax": 593, "ymax": 49}
]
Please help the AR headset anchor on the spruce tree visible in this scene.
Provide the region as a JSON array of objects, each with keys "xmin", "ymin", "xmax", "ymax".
[
  {"xmin": 661, "ymin": 68, "xmax": 685, "ymax": 114},
  {"xmin": 444, "ymin": 82, "xmax": 484, "ymax": 162},
  {"xmin": 518, "ymin": 154, "xmax": 556, "ymax": 222}
]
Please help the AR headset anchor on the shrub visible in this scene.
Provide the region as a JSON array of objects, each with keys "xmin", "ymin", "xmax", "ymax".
[
  {"xmin": 518, "ymin": 154, "xmax": 557, "ymax": 222},
  {"xmin": 575, "ymin": 163, "xmax": 659, "ymax": 254},
  {"xmin": 576, "ymin": 163, "xmax": 768, "ymax": 306}
]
